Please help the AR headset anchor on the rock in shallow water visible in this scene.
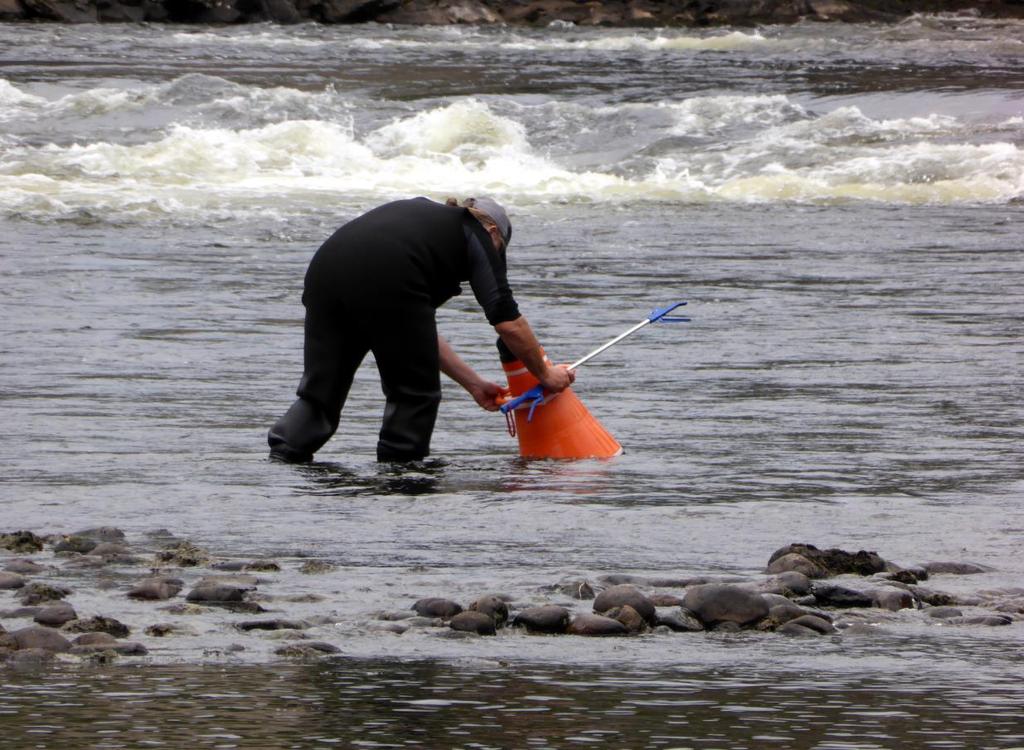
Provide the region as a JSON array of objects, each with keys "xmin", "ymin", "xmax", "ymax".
[
  {"xmin": 17, "ymin": 582, "xmax": 71, "ymax": 605},
  {"xmin": 683, "ymin": 584, "xmax": 769, "ymax": 628},
  {"xmin": 593, "ymin": 584, "xmax": 656, "ymax": 625},
  {"xmin": 412, "ymin": 598, "xmax": 462, "ymax": 619},
  {"xmin": 512, "ymin": 605, "xmax": 571, "ymax": 634},
  {"xmin": 922, "ymin": 561, "xmax": 995, "ymax": 575},
  {"xmin": 567, "ymin": 613, "xmax": 628, "ymax": 637},
  {"xmin": 449, "ymin": 611, "xmax": 496, "ymax": 636},
  {"xmin": 0, "ymin": 571, "xmax": 26, "ymax": 590},
  {"xmin": 129, "ymin": 576, "xmax": 183, "ymax": 601},
  {"xmin": 655, "ymin": 607, "xmax": 704, "ymax": 632},
  {"xmin": 62, "ymin": 616, "xmax": 131, "ymax": 638},
  {"xmin": 469, "ymin": 595, "xmax": 509, "ymax": 626},
  {"xmin": 0, "ymin": 531, "xmax": 45, "ymax": 554},
  {"xmin": 4, "ymin": 559, "xmax": 46, "ymax": 575},
  {"xmin": 274, "ymin": 641, "xmax": 340, "ymax": 658},
  {"xmin": 34, "ymin": 602, "xmax": 77, "ymax": 627},
  {"xmin": 0, "ymin": 626, "xmax": 72, "ymax": 653}
]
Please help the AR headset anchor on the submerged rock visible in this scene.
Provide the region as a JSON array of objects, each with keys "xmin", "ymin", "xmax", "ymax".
[
  {"xmin": 872, "ymin": 588, "xmax": 916, "ymax": 612},
  {"xmin": 922, "ymin": 561, "xmax": 995, "ymax": 576},
  {"xmin": 145, "ymin": 623, "xmax": 199, "ymax": 637},
  {"xmin": 449, "ymin": 611, "xmax": 496, "ymax": 635},
  {"xmin": 156, "ymin": 541, "xmax": 211, "ymax": 567},
  {"xmin": 925, "ymin": 606, "xmax": 964, "ymax": 619},
  {"xmin": 683, "ymin": 584, "xmax": 769, "ymax": 628},
  {"xmin": 298, "ymin": 560, "xmax": 336, "ymax": 575},
  {"xmin": 54, "ymin": 535, "xmax": 99, "ymax": 554},
  {"xmin": 274, "ymin": 641, "xmax": 340, "ymax": 658},
  {"xmin": 548, "ymin": 579, "xmax": 595, "ymax": 600},
  {"xmin": 512, "ymin": 605, "xmax": 571, "ymax": 634},
  {"xmin": 71, "ymin": 642, "xmax": 148, "ymax": 656}
]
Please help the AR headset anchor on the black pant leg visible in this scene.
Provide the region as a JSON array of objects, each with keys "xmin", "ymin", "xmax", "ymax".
[
  {"xmin": 370, "ymin": 310, "xmax": 442, "ymax": 462},
  {"xmin": 268, "ymin": 303, "xmax": 368, "ymax": 462}
]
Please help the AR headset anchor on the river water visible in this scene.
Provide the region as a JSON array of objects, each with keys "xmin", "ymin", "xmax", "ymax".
[{"xmin": 1, "ymin": 16, "xmax": 1023, "ymax": 749}]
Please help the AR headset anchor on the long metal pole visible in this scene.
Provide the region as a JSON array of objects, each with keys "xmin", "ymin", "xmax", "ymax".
[{"xmin": 568, "ymin": 319, "xmax": 652, "ymax": 371}]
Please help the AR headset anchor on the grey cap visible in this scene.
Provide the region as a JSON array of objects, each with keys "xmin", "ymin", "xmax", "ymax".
[{"xmin": 469, "ymin": 197, "xmax": 512, "ymax": 247}]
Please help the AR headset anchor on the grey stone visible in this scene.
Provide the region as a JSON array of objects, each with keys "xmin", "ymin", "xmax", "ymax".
[
  {"xmin": 71, "ymin": 642, "xmax": 148, "ymax": 656},
  {"xmin": 0, "ymin": 626, "xmax": 72, "ymax": 652},
  {"xmin": 128, "ymin": 577, "xmax": 183, "ymax": 601},
  {"xmin": 777, "ymin": 621, "xmax": 820, "ymax": 637},
  {"xmin": 34, "ymin": 602, "xmax": 77, "ymax": 627},
  {"xmin": 74, "ymin": 527, "xmax": 125, "ymax": 543},
  {"xmin": 649, "ymin": 593, "xmax": 685, "ymax": 607},
  {"xmin": 604, "ymin": 604, "xmax": 647, "ymax": 634},
  {"xmin": 787, "ymin": 614, "xmax": 836, "ymax": 634},
  {"xmin": 872, "ymin": 588, "xmax": 915, "ymax": 612},
  {"xmin": 593, "ymin": 584, "xmax": 656, "ymax": 625},
  {"xmin": 767, "ymin": 601, "xmax": 809, "ymax": 626},
  {"xmin": 811, "ymin": 583, "xmax": 874, "ymax": 608},
  {"xmin": 0, "ymin": 571, "xmax": 26, "ymax": 589},
  {"xmin": 683, "ymin": 584, "xmax": 770, "ymax": 627},
  {"xmin": 186, "ymin": 583, "xmax": 250, "ymax": 604},
  {"xmin": 412, "ymin": 597, "xmax": 462, "ymax": 619},
  {"xmin": 4, "ymin": 559, "xmax": 46, "ymax": 575},
  {"xmin": 512, "ymin": 605, "xmax": 571, "ymax": 634},
  {"xmin": 655, "ymin": 607, "xmax": 704, "ymax": 632},
  {"xmin": 925, "ymin": 606, "xmax": 963, "ymax": 619},
  {"xmin": 469, "ymin": 595, "xmax": 509, "ymax": 626},
  {"xmin": 550, "ymin": 579, "xmax": 595, "ymax": 599},
  {"xmin": 948, "ymin": 615, "xmax": 1013, "ymax": 627},
  {"xmin": 274, "ymin": 641, "xmax": 340, "ymax": 657},
  {"xmin": 54, "ymin": 535, "xmax": 99, "ymax": 554},
  {"xmin": 73, "ymin": 632, "xmax": 118, "ymax": 646},
  {"xmin": 765, "ymin": 553, "xmax": 829, "ymax": 579},
  {"xmin": 449, "ymin": 611, "xmax": 496, "ymax": 635},
  {"xmin": 567, "ymin": 613, "xmax": 628, "ymax": 636}
]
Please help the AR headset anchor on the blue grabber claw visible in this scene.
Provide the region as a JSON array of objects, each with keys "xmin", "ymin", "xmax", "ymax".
[
  {"xmin": 499, "ymin": 385, "xmax": 545, "ymax": 420},
  {"xmin": 648, "ymin": 301, "xmax": 690, "ymax": 323}
]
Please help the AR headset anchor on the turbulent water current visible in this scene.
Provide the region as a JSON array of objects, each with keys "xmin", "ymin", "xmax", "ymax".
[{"xmin": 1, "ymin": 17, "xmax": 1023, "ymax": 749}]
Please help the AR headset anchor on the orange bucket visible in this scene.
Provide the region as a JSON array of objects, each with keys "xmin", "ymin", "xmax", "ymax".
[{"xmin": 500, "ymin": 353, "xmax": 622, "ymax": 460}]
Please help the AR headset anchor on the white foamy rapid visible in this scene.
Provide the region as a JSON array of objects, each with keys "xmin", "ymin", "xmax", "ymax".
[{"xmin": 2, "ymin": 78, "xmax": 1022, "ymax": 224}]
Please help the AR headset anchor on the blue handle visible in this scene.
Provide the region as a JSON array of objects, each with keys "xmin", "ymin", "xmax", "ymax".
[
  {"xmin": 648, "ymin": 301, "xmax": 690, "ymax": 323},
  {"xmin": 499, "ymin": 384, "xmax": 545, "ymax": 419}
]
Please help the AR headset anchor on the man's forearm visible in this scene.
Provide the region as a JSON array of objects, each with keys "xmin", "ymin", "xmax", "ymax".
[
  {"xmin": 494, "ymin": 316, "xmax": 550, "ymax": 380},
  {"xmin": 438, "ymin": 335, "xmax": 483, "ymax": 390}
]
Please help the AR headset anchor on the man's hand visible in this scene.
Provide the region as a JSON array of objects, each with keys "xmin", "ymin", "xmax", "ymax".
[
  {"xmin": 468, "ymin": 381, "xmax": 510, "ymax": 412},
  {"xmin": 539, "ymin": 363, "xmax": 575, "ymax": 394}
]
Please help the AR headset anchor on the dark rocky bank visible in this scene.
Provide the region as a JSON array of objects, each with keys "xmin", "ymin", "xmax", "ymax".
[{"xmin": 1, "ymin": 0, "xmax": 1023, "ymax": 26}]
